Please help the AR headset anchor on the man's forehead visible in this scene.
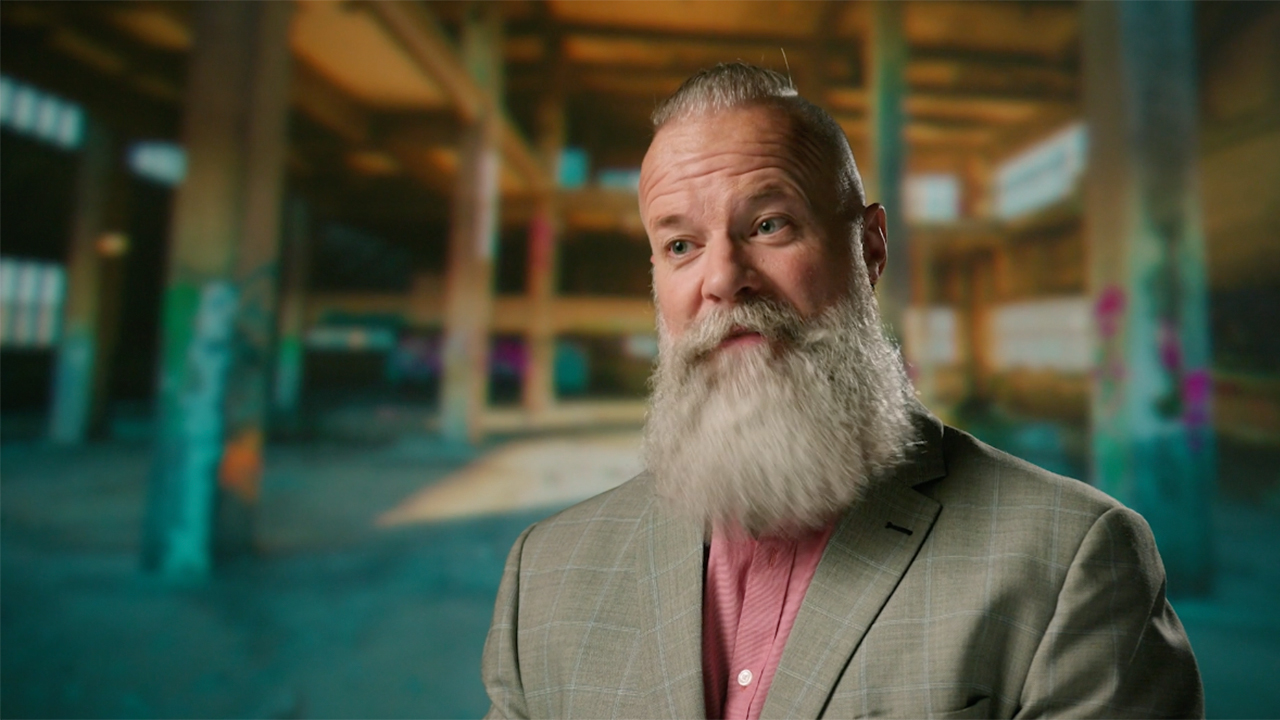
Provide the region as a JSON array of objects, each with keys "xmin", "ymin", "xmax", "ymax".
[
  {"xmin": 644, "ymin": 105, "xmax": 798, "ymax": 158},
  {"xmin": 640, "ymin": 112, "xmax": 843, "ymax": 227},
  {"xmin": 640, "ymin": 107, "xmax": 810, "ymax": 199}
]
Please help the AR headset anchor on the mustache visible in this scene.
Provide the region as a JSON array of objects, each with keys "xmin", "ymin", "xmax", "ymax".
[
  {"xmin": 668, "ymin": 295, "xmax": 844, "ymax": 367},
  {"xmin": 669, "ymin": 296, "xmax": 801, "ymax": 363}
]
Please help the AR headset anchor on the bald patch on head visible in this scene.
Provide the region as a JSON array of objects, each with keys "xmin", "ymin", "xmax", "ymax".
[{"xmin": 651, "ymin": 63, "xmax": 867, "ymax": 217}]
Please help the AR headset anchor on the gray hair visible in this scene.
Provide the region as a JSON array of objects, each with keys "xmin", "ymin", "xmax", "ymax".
[{"xmin": 651, "ymin": 62, "xmax": 866, "ymax": 212}]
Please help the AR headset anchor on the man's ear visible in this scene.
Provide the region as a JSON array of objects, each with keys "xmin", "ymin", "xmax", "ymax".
[{"xmin": 861, "ymin": 204, "xmax": 888, "ymax": 287}]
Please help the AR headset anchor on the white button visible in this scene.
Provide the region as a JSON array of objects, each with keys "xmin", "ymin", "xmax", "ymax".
[{"xmin": 737, "ymin": 669, "xmax": 753, "ymax": 687}]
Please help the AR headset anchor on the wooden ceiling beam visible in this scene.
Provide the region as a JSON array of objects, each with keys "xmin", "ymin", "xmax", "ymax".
[
  {"xmin": 828, "ymin": 87, "xmax": 1076, "ymax": 120},
  {"xmin": 509, "ymin": 24, "xmax": 1076, "ymax": 76},
  {"xmin": 374, "ymin": 111, "xmax": 461, "ymax": 148},
  {"xmin": 24, "ymin": 8, "xmax": 189, "ymax": 105},
  {"xmin": 508, "ymin": 22, "xmax": 827, "ymax": 51},
  {"xmin": 836, "ymin": 114, "xmax": 996, "ymax": 144},
  {"xmin": 292, "ymin": 61, "xmax": 372, "ymax": 146},
  {"xmin": 909, "ymin": 47, "xmax": 1078, "ymax": 74},
  {"xmin": 362, "ymin": 0, "xmax": 550, "ymax": 194},
  {"xmin": 0, "ymin": 23, "xmax": 181, "ymax": 139}
]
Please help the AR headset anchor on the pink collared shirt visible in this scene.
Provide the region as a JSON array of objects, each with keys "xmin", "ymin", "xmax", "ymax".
[{"xmin": 702, "ymin": 524, "xmax": 836, "ymax": 720}]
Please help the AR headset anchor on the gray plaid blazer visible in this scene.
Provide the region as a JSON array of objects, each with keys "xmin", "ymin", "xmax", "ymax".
[{"xmin": 482, "ymin": 413, "xmax": 1203, "ymax": 718}]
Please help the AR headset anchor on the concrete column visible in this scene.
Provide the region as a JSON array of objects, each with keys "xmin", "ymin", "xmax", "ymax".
[
  {"xmin": 272, "ymin": 196, "xmax": 310, "ymax": 434},
  {"xmin": 49, "ymin": 120, "xmax": 117, "ymax": 444},
  {"xmin": 522, "ymin": 80, "xmax": 565, "ymax": 419},
  {"xmin": 868, "ymin": 1, "xmax": 910, "ymax": 342},
  {"xmin": 440, "ymin": 3, "xmax": 503, "ymax": 444},
  {"xmin": 1083, "ymin": 1, "xmax": 1214, "ymax": 595},
  {"xmin": 143, "ymin": 2, "xmax": 293, "ymax": 579}
]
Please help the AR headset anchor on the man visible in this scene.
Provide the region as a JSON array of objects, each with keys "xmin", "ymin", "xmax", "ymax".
[{"xmin": 482, "ymin": 63, "xmax": 1202, "ymax": 719}]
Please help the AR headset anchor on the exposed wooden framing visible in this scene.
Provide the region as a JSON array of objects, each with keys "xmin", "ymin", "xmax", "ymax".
[
  {"xmin": 523, "ymin": 39, "xmax": 567, "ymax": 418},
  {"xmin": 559, "ymin": 189, "xmax": 647, "ymax": 238},
  {"xmin": 524, "ymin": 63, "xmax": 1075, "ymax": 109},
  {"xmin": 1, "ymin": 22, "xmax": 181, "ymax": 138},
  {"xmin": 908, "ymin": 47, "xmax": 1078, "ymax": 75},
  {"xmin": 835, "ymin": 114, "xmax": 995, "ymax": 148},
  {"xmin": 307, "ymin": 294, "xmax": 655, "ymax": 336},
  {"xmin": 291, "ymin": 60, "xmax": 371, "ymax": 145},
  {"xmin": 798, "ymin": 3, "xmax": 850, "ymax": 106},
  {"xmin": 513, "ymin": 22, "xmax": 826, "ymax": 48},
  {"xmin": 507, "ymin": 27, "xmax": 1075, "ymax": 94},
  {"xmin": 438, "ymin": 2, "xmax": 503, "ymax": 445},
  {"xmin": 14, "ymin": 3, "xmax": 190, "ymax": 100},
  {"xmin": 985, "ymin": 104, "xmax": 1085, "ymax": 162},
  {"xmin": 363, "ymin": 0, "xmax": 549, "ymax": 194},
  {"xmin": 375, "ymin": 111, "xmax": 461, "ymax": 149},
  {"xmin": 558, "ymin": 34, "xmax": 803, "ymax": 69},
  {"xmin": 829, "ymin": 87, "xmax": 1076, "ymax": 116}
]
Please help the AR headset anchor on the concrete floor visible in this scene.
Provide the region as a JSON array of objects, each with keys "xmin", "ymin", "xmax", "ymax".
[{"xmin": 2, "ymin": 431, "xmax": 1278, "ymax": 719}]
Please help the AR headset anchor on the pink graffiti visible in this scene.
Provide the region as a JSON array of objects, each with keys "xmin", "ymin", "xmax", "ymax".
[
  {"xmin": 1182, "ymin": 369, "xmax": 1212, "ymax": 450},
  {"xmin": 1094, "ymin": 286, "xmax": 1126, "ymax": 339},
  {"xmin": 1183, "ymin": 369, "xmax": 1211, "ymax": 423},
  {"xmin": 1158, "ymin": 320, "xmax": 1183, "ymax": 371},
  {"xmin": 1092, "ymin": 358, "xmax": 1127, "ymax": 384}
]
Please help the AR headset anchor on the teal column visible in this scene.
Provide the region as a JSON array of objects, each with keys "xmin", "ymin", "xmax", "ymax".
[
  {"xmin": 1084, "ymin": 1, "xmax": 1214, "ymax": 595},
  {"xmin": 272, "ymin": 196, "xmax": 310, "ymax": 434},
  {"xmin": 869, "ymin": 0, "xmax": 910, "ymax": 340},
  {"xmin": 49, "ymin": 120, "xmax": 113, "ymax": 444},
  {"xmin": 142, "ymin": 2, "xmax": 293, "ymax": 579}
]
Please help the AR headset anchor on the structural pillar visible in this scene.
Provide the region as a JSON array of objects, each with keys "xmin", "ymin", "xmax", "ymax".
[
  {"xmin": 142, "ymin": 2, "xmax": 293, "ymax": 579},
  {"xmin": 49, "ymin": 120, "xmax": 121, "ymax": 443},
  {"xmin": 522, "ymin": 70, "xmax": 565, "ymax": 419},
  {"xmin": 272, "ymin": 195, "xmax": 311, "ymax": 435},
  {"xmin": 440, "ymin": 3, "xmax": 503, "ymax": 444},
  {"xmin": 1083, "ymin": 1, "xmax": 1214, "ymax": 595},
  {"xmin": 868, "ymin": 1, "xmax": 910, "ymax": 342}
]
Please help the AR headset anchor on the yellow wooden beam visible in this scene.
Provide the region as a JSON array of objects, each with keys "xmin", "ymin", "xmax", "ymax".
[{"xmin": 363, "ymin": 0, "xmax": 550, "ymax": 194}]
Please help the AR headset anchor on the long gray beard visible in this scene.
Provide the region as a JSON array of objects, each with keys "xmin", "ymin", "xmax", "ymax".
[{"xmin": 642, "ymin": 268, "xmax": 918, "ymax": 538}]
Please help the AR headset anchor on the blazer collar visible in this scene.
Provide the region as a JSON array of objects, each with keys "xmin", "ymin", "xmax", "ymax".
[
  {"xmin": 761, "ymin": 405, "xmax": 947, "ymax": 718},
  {"xmin": 637, "ymin": 483, "xmax": 707, "ymax": 719},
  {"xmin": 637, "ymin": 405, "xmax": 948, "ymax": 720}
]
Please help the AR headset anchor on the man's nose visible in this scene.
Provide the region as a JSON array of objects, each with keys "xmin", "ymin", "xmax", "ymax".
[{"xmin": 701, "ymin": 235, "xmax": 759, "ymax": 303}]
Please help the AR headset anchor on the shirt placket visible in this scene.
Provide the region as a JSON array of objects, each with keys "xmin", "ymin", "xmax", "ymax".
[{"xmin": 723, "ymin": 540, "xmax": 797, "ymax": 720}]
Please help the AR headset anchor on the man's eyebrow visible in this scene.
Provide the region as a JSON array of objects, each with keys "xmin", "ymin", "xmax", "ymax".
[
  {"xmin": 744, "ymin": 184, "xmax": 801, "ymax": 205},
  {"xmin": 651, "ymin": 214, "xmax": 691, "ymax": 231}
]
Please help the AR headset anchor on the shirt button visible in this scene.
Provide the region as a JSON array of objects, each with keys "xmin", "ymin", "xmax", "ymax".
[{"xmin": 737, "ymin": 669, "xmax": 753, "ymax": 687}]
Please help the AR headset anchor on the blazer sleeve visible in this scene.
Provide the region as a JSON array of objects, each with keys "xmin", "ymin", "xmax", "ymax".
[
  {"xmin": 483, "ymin": 524, "xmax": 536, "ymax": 720},
  {"xmin": 1016, "ymin": 506, "xmax": 1204, "ymax": 719}
]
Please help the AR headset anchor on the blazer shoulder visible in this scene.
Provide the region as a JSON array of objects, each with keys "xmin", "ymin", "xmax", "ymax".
[
  {"xmin": 519, "ymin": 472, "xmax": 655, "ymax": 569},
  {"xmin": 936, "ymin": 424, "xmax": 1123, "ymax": 522}
]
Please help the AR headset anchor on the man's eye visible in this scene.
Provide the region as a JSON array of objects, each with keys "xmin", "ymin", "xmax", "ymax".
[
  {"xmin": 668, "ymin": 240, "xmax": 692, "ymax": 256},
  {"xmin": 757, "ymin": 218, "xmax": 787, "ymax": 235}
]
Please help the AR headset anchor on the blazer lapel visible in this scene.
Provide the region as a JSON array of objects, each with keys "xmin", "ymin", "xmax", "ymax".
[
  {"xmin": 761, "ymin": 411, "xmax": 947, "ymax": 719},
  {"xmin": 636, "ymin": 489, "xmax": 707, "ymax": 719}
]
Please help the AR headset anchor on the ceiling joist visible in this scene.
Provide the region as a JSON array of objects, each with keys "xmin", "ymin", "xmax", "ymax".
[{"xmin": 362, "ymin": 0, "xmax": 549, "ymax": 195}]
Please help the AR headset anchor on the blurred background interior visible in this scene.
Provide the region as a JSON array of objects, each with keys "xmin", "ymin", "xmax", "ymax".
[{"xmin": 2, "ymin": 1, "xmax": 1277, "ymax": 718}]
